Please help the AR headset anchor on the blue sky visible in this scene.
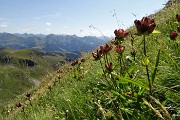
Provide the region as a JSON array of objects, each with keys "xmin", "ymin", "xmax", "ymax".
[{"xmin": 0, "ymin": 0, "xmax": 168, "ymax": 36}]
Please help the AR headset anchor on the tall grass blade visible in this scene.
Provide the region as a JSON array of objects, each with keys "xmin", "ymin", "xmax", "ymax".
[{"xmin": 151, "ymin": 49, "xmax": 160, "ymax": 84}]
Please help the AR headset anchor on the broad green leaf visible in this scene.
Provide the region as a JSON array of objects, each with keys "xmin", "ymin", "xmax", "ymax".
[
  {"xmin": 117, "ymin": 77, "xmax": 149, "ymax": 90},
  {"xmin": 152, "ymin": 30, "xmax": 161, "ymax": 34}
]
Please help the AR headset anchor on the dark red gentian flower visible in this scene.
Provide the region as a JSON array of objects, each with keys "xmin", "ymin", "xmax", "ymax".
[
  {"xmin": 16, "ymin": 103, "xmax": 22, "ymax": 108},
  {"xmin": 134, "ymin": 17, "xmax": 156, "ymax": 35},
  {"xmin": 170, "ymin": 31, "xmax": 178, "ymax": 40},
  {"xmin": 115, "ymin": 45, "xmax": 125, "ymax": 54},
  {"xmin": 92, "ymin": 50, "xmax": 102, "ymax": 60},
  {"xmin": 105, "ymin": 62, "xmax": 113, "ymax": 73},
  {"xmin": 176, "ymin": 14, "xmax": 180, "ymax": 22},
  {"xmin": 99, "ymin": 44, "xmax": 112, "ymax": 54},
  {"xmin": 114, "ymin": 29, "xmax": 129, "ymax": 39},
  {"xmin": 177, "ymin": 26, "xmax": 180, "ymax": 33},
  {"xmin": 92, "ymin": 44, "xmax": 112, "ymax": 60},
  {"xmin": 71, "ymin": 60, "xmax": 78, "ymax": 66},
  {"xmin": 26, "ymin": 93, "xmax": 31, "ymax": 98},
  {"xmin": 104, "ymin": 44, "xmax": 113, "ymax": 53},
  {"xmin": 81, "ymin": 58, "xmax": 85, "ymax": 62}
]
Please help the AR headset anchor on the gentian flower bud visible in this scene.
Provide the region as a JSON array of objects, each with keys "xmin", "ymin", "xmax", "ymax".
[
  {"xmin": 16, "ymin": 103, "xmax": 22, "ymax": 108},
  {"xmin": 92, "ymin": 50, "xmax": 102, "ymax": 60},
  {"xmin": 170, "ymin": 31, "xmax": 178, "ymax": 40},
  {"xmin": 176, "ymin": 14, "xmax": 180, "ymax": 23},
  {"xmin": 105, "ymin": 62, "xmax": 113, "ymax": 73},
  {"xmin": 115, "ymin": 45, "xmax": 125, "ymax": 54}
]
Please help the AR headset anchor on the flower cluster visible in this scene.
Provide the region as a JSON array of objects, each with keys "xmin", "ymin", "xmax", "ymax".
[
  {"xmin": 115, "ymin": 45, "xmax": 125, "ymax": 54},
  {"xmin": 169, "ymin": 14, "xmax": 180, "ymax": 40},
  {"xmin": 134, "ymin": 17, "xmax": 156, "ymax": 35},
  {"xmin": 100, "ymin": 44, "xmax": 113, "ymax": 54},
  {"xmin": 113, "ymin": 29, "xmax": 129, "ymax": 45},
  {"xmin": 92, "ymin": 44, "xmax": 112, "ymax": 60},
  {"xmin": 114, "ymin": 29, "xmax": 129, "ymax": 40}
]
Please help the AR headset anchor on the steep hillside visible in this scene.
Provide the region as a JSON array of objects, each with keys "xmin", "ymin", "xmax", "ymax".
[
  {"xmin": 0, "ymin": 48, "xmax": 67, "ymax": 106},
  {"xmin": 1, "ymin": 0, "xmax": 180, "ymax": 119}
]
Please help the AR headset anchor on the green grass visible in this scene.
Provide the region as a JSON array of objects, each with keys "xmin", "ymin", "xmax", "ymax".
[
  {"xmin": 0, "ymin": 65, "xmax": 33, "ymax": 105},
  {"xmin": 1, "ymin": 0, "xmax": 180, "ymax": 119},
  {"xmin": 0, "ymin": 48, "xmax": 67, "ymax": 107}
]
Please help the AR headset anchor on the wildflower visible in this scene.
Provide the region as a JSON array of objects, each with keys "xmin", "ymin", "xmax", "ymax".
[
  {"xmin": 131, "ymin": 50, "xmax": 136, "ymax": 57},
  {"xmin": 177, "ymin": 26, "xmax": 180, "ymax": 33},
  {"xmin": 92, "ymin": 44, "xmax": 112, "ymax": 60},
  {"xmin": 81, "ymin": 58, "xmax": 85, "ymax": 62},
  {"xmin": 114, "ymin": 29, "xmax": 129, "ymax": 39},
  {"xmin": 111, "ymin": 39, "xmax": 116, "ymax": 44},
  {"xmin": 170, "ymin": 31, "xmax": 178, "ymax": 40},
  {"xmin": 134, "ymin": 17, "xmax": 156, "ymax": 35},
  {"xmin": 100, "ymin": 44, "xmax": 113, "ymax": 54},
  {"xmin": 71, "ymin": 60, "xmax": 78, "ymax": 66},
  {"xmin": 92, "ymin": 50, "xmax": 102, "ymax": 60},
  {"xmin": 176, "ymin": 14, "xmax": 180, "ymax": 22},
  {"xmin": 115, "ymin": 45, "xmax": 125, "ymax": 54},
  {"xmin": 26, "ymin": 93, "xmax": 31, "ymax": 98},
  {"xmin": 105, "ymin": 62, "xmax": 113, "ymax": 73},
  {"xmin": 16, "ymin": 103, "xmax": 22, "ymax": 108}
]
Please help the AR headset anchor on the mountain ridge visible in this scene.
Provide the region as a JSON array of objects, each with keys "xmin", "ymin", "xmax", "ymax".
[{"xmin": 0, "ymin": 32, "xmax": 109, "ymax": 53}]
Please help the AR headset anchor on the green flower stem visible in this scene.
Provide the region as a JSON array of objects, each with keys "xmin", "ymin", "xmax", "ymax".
[
  {"xmin": 105, "ymin": 53, "xmax": 109, "ymax": 64},
  {"xmin": 118, "ymin": 54, "xmax": 122, "ymax": 76},
  {"xmin": 122, "ymin": 58, "xmax": 131, "ymax": 78},
  {"xmin": 99, "ymin": 59, "xmax": 106, "ymax": 78},
  {"xmin": 143, "ymin": 35, "xmax": 152, "ymax": 95}
]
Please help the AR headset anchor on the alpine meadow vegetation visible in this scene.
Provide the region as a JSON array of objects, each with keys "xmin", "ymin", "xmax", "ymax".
[{"xmin": 1, "ymin": 0, "xmax": 180, "ymax": 120}]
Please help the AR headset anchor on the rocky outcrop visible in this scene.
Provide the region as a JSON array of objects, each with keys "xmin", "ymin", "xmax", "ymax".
[{"xmin": 19, "ymin": 59, "xmax": 36, "ymax": 67}]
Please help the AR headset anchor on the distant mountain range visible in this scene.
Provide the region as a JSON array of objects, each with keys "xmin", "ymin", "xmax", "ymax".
[{"xmin": 0, "ymin": 33, "xmax": 110, "ymax": 53}]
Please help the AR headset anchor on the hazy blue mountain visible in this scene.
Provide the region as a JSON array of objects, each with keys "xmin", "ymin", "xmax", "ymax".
[{"xmin": 0, "ymin": 33, "xmax": 109, "ymax": 53}]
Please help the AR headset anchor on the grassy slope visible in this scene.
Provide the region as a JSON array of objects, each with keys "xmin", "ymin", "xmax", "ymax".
[
  {"xmin": 1, "ymin": 1, "xmax": 180, "ymax": 119},
  {"xmin": 0, "ymin": 48, "xmax": 66, "ymax": 107}
]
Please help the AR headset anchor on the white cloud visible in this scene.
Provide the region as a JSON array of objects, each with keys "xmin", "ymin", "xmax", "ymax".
[
  {"xmin": 17, "ymin": 26, "xmax": 37, "ymax": 33},
  {"xmin": 34, "ymin": 12, "xmax": 62, "ymax": 20},
  {"xmin": 46, "ymin": 28, "xmax": 50, "ymax": 31},
  {"xmin": 33, "ymin": 17, "xmax": 40, "ymax": 20},
  {"xmin": 46, "ymin": 13, "xmax": 62, "ymax": 18},
  {"xmin": 46, "ymin": 22, "xmax": 52, "ymax": 26},
  {"xmin": 21, "ymin": 28, "xmax": 32, "ymax": 32},
  {"xmin": 63, "ymin": 26, "xmax": 68, "ymax": 29},
  {"xmin": 0, "ymin": 24, "xmax": 7, "ymax": 28},
  {"xmin": 79, "ymin": 28, "xmax": 113, "ymax": 37}
]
